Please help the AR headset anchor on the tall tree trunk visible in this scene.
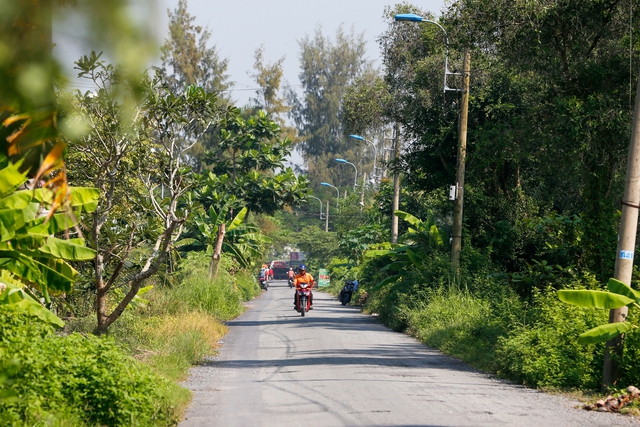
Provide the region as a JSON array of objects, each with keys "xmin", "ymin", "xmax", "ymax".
[{"xmin": 209, "ymin": 223, "xmax": 226, "ymax": 280}]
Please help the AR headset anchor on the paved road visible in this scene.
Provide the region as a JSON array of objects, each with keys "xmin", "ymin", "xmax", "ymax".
[{"xmin": 179, "ymin": 280, "xmax": 638, "ymax": 427}]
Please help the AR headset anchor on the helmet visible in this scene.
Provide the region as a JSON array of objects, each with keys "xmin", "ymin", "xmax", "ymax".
[{"xmin": 299, "ymin": 264, "xmax": 307, "ymax": 271}]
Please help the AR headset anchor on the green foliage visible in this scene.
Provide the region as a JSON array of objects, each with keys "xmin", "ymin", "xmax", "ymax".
[
  {"xmin": 337, "ymin": 223, "xmax": 386, "ymax": 263},
  {"xmin": 406, "ymin": 286, "xmax": 510, "ymax": 371},
  {"xmin": 151, "ymin": 252, "xmax": 259, "ymax": 320},
  {"xmin": 558, "ymin": 278, "xmax": 640, "ymax": 344},
  {"xmin": 292, "ymin": 225, "xmax": 339, "ymax": 272},
  {"xmin": 0, "ymin": 307, "xmax": 180, "ymax": 427},
  {"xmin": 0, "ymin": 159, "xmax": 98, "ymax": 325},
  {"xmin": 187, "ymin": 203, "xmax": 267, "ymax": 268},
  {"xmin": 495, "ymin": 289, "xmax": 607, "ymax": 389},
  {"xmin": 200, "ymin": 108, "xmax": 309, "ymax": 216}
]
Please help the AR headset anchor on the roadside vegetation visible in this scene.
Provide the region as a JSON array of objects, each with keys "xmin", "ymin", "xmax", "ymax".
[{"xmin": 4, "ymin": 0, "xmax": 640, "ymax": 425}]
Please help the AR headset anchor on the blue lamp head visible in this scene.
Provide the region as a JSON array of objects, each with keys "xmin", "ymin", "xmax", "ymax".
[
  {"xmin": 320, "ymin": 182, "xmax": 331, "ymax": 187},
  {"xmin": 349, "ymin": 134, "xmax": 364, "ymax": 141},
  {"xmin": 395, "ymin": 13, "xmax": 424, "ymax": 22},
  {"xmin": 335, "ymin": 158, "xmax": 347, "ymax": 164}
]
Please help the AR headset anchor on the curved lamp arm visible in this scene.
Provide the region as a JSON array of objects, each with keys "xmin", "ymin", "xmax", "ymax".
[
  {"xmin": 335, "ymin": 158, "xmax": 358, "ymax": 189},
  {"xmin": 395, "ymin": 13, "xmax": 461, "ymax": 93}
]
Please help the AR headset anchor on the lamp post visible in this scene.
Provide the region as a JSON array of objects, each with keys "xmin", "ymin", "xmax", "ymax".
[
  {"xmin": 308, "ymin": 196, "xmax": 323, "ymax": 219},
  {"xmin": 320, "ymin": 182, "xmax": 340, "ymax": 207},
  {"xmin": 349, "ymin": 134, "xmax": 378, "ymax": 183},
  {"xmin": 335, "ymin": 158, "xmax": 358, "ymax": 189},
  {"xmin": 395, "ymin": 13, "xmax": 470, "ymax": 270}
]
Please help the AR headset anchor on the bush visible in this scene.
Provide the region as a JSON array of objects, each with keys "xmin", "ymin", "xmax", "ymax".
[
  {"xmin": 494, "ymin": 288, "xmax": 607, "ymax": 389},
  {"xmin": 149, "ymin": 252, "xmax": 258, "ymax": 321},
  {"xmin": 405, "ymin": 284, "xmax": 512, "ymax": 371},
  {"xmin": 0, "ymin": 307, "xmax": 181, "ymax": 427}
]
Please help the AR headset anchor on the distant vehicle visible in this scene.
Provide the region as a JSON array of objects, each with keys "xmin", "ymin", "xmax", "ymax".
[{"xmin": 269, "ymin": 260, "xmax": 290, "ymax": 280}]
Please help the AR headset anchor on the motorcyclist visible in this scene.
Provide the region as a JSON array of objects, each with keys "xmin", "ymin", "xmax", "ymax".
[
  {"xmin": 287, "ymin": 268, "xmax": 295, "ymax": 287},
  {"xmin": 293, "ymin": 264, "xmax": 315, "ymax": 309}
]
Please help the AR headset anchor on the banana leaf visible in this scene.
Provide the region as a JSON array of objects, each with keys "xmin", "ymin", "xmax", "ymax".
[
  {"xmin": 394, "ymin": 210, "xmax": 421, "ymax": 228},
  {"xmin": 0, "ymin": 287, "xmax": 64, "ymax": 327},
  {"xmin": 0, "ymin": 161, "xmax": 28, "ymax": 198},
  {"xmin": 0, "ymin": 208, "xmax": 27, "ymax": 242},
  {"xmin": 33, "ymin": 187, "xmax": 100, "ymax": 212},
  {"xmin": 37, "ymin": 237, "xmax": 96, "ymax": 261},
  {"xmin": 227, "ymin": 207, "xmax": 248, "ymax": 231},
  {"xmin": 577, "ymin": 321, "xmax": 633, "ymax": 344},
  {"xmin": 0, "ymin": 191, "xmax": 32, "ymax": 209},
  {"xmin": 372, "ymin": 274, "xmax": 402, "ymax": 290},
  {"xmin": 606, "ymin": 278, "xmax": 640, "ymax": 303},
  {"xmin": 26, "ymin": 212, "xmax": 80, "ymax": 235},
  {"xmin": 558, "ymin": 289, "xmax": 634, "ymax": 309},
  {"xmin": 406, "ymin": 248, "xmax": 422, "ymax": 267}
]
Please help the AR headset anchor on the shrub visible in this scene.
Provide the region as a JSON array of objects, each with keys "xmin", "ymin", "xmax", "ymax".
[
  {"xmin": 405, "ymin": 285, "xmax": 511, "ymax": 371},
  {"xmin": 495, "ymin": 288, "xmax": 607, "ymax": 389},
  {"xmin": 0, "ymin": 307, "xmax": 181, "ymax": 427},
  {"xmin": 150, "ymin": 252, "xmax": 252, "ymax": 320}
]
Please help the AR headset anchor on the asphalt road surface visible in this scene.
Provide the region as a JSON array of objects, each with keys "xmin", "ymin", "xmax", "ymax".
[{"xmin": 179, "ymin": 280, "xmax": 638, "ymax": 427}]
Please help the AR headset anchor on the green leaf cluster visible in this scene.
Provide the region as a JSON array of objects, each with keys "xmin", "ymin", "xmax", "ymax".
[
  {"xmin": 0, "ymin": 159, "xmax": 98, "ymax": 326},
  {"xmin": 558, "ymin": 278, "xmax": 639, "ymax": 344},
  {"xmin": 0, "ymin": 306, "xmax": 179, "ymax": 426}
]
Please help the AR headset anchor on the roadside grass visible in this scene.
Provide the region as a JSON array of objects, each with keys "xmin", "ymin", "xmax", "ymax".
[
  {"xmin": 404, "ymin": 286, "xmax": 506, "ymax": 372},
  {"xmin": 141, "ymin": 311, "xmax": 228, "ymax": 381},
  {"xmin": 50, "ymin": 253, "xmax": 260, "ymax": 426}
]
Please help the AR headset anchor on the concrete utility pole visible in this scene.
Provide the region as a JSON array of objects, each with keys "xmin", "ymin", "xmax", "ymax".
[
  {"xmin": 391, "ymin": 124, "xmax": 401, "ymax": 244},
  {"xmin": 360, "ymin": 172, "xmax": 367, "ymax": 211},
  {"xmin": 602, "ymin": 74, "xmax": 640, "ymax": 388},
  {"xmin": 451, "ymin": 50, "xmax": 471, "ymax": 270},
  {"xmin": 325, "ymin": 200, "xmax": 329, "ymax": 232}
]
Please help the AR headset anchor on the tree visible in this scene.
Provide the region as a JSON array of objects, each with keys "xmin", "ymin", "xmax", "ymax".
[
  {"xmin": 159, "ymin": 0, "xmax": 233, "ymax": 98},
  {"xmin": 249, "ymin": 46, "xmax": 288, "ymax": 121},
  {"xmin": 287, "ymin": 25, "xmax": 377, "ymax": 188},
  {"xmin": 202, "ymin": 108, "xmax": 310, "ymax": 216},
  {"xmin": 67, "ymin": 54, "xmax": 225, "ymax": 333}
]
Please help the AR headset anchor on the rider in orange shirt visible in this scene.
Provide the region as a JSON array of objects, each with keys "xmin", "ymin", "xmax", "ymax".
[{"xmin": 293, "ymin": 264, "xmax": 315, "ymax": 309}]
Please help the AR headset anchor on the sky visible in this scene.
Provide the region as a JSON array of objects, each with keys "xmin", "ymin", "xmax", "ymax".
[
  {"xmin": 159, "ymin": 0, "xmax": 448, "ymax": 106},
  {"xmin": 53, "ymin": 0, "xmax": 447, "ymax": 167},
  {"xmin": 55, "ymin": 0, "xmax": 447, "ymax": 106}
]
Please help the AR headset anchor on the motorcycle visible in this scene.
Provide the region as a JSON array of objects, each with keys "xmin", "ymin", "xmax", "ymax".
[
  {"xmin": 295, "ymin": 283, "xmax": 312, "ymax": 316},
  {"xmin": 288, "ymin": 277, "xmax": 294, "ymax": 288},
  {"xmin": 259, "ymin": 276, "xmax": 268, "ymax": 291},
  {"xmin": 338, "ymin": 281, "xmax": 355, "ymax": 306}
]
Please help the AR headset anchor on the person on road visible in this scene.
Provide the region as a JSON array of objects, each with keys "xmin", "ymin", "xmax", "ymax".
[
  {"xmin": 293, "ymin": 264, "xmax": 315, "ymax": 309},
  {"xmin": 287, "ymin": 268, "xmax": 295, "ymax": 287}
]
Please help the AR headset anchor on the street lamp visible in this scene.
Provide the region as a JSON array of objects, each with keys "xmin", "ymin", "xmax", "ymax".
[
  {"xmin": 308, "ymin": 196, "xmax": 323, "ymax": 219},
  {"xmin": 395, "ymin": 13, "xmax": 471, "ymax": 270},
  {"xmin": 394, "ymin": 13, "xmax": 460, "ymax": 94},
  {"xmin": 320, "ymin": 182, "xmax": 340, "ymax": 207},
  {"xmin": 349, "ymin": 134, "xmax": 378, "ymax": 183},
  {"xmin": 335, "ymin": 158, "xmax": 358, "ymax": 189}
]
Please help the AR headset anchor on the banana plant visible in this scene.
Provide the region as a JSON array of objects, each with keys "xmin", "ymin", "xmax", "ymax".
[
  {"xmin": 558, "ymin": 278, "xmax": 639, "ymax": 344},
  {"xmin": 188, "ymin": 203, "xmax": 265, "ymax": 277},
  {"xmin": 364, "ymin": 210, "xmax": 443, "ymax": 288},
  {"xmin": 0, "ymin": 159, "xmax": 99, "ymax": 326}
]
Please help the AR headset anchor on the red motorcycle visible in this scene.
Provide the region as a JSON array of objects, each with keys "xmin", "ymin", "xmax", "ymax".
[{"xmin": 295, "ymin": 283, "xmax": 312, "ymax": 316}]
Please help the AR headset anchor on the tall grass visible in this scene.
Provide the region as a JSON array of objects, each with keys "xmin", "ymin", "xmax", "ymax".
[
  {"xmin": 404, "ymin": 286, "xmax": 509, "ymax": 371},
  {"xmin": 59, "ymin": 252, "xmax": 261, "ymax": 424},
  {"xmin": 148, "ymin": 252, "xmax": 260, "ymax": 320}
]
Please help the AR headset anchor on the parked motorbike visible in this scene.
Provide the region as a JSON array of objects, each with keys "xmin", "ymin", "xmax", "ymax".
[
  {"xmin": 259, "ymin": 276, "xmax": 268, "ymax": 291},
  {"xmin": 295, "ymin": 283, "xmax": 312, "ymax": 316},
  {"xmin": 339, "ymin": 281, "xmax": 355, "ymax": 306}
]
